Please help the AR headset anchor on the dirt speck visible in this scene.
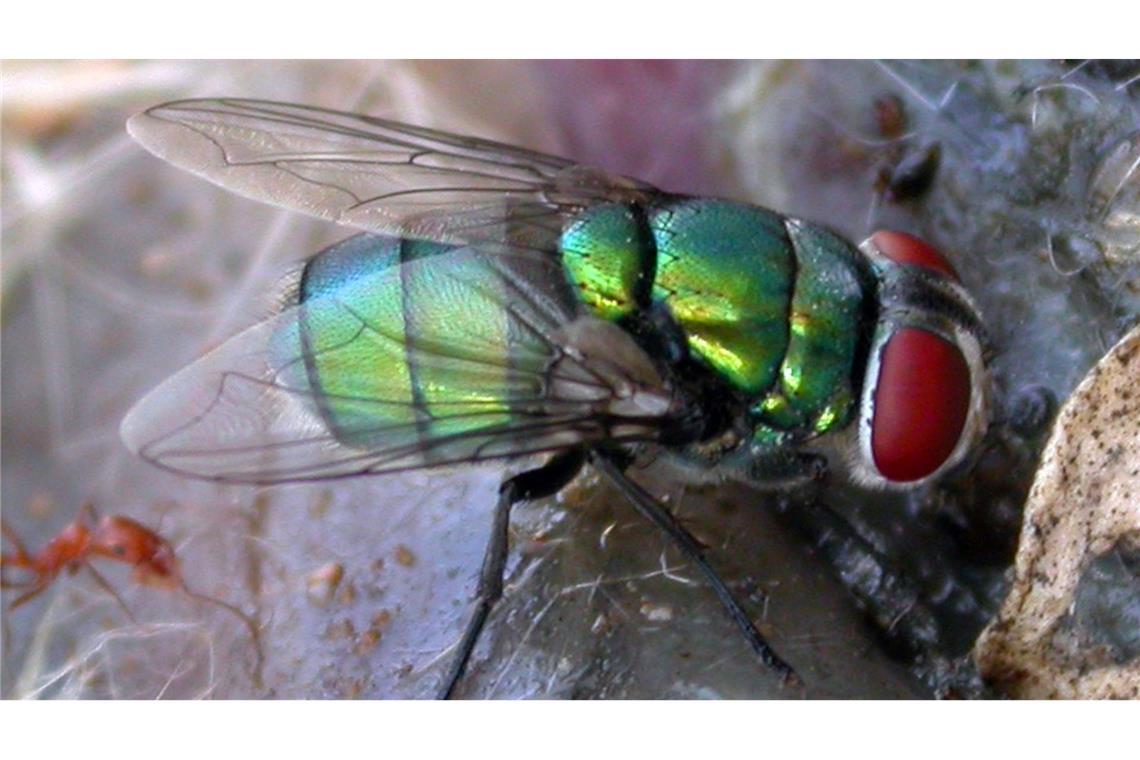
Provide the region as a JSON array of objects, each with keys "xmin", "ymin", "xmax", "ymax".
[
  {"xmin": 306, "ymin": 562, "xmax": 345, "ymax": 606},
  {"xmin": 394, "ymin": 545, "xmax": 416, "ymax": 568}
]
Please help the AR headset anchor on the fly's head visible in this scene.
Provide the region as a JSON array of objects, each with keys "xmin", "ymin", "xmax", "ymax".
[{"xmin": 844, "ymin": 231, "xmax": 990, "ymax": 489}]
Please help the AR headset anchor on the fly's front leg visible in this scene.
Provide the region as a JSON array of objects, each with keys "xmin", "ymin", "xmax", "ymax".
[
  {"xmin": 438, "ymin": 449, "xmax": 585, "ymax": 699},
  {"xmin": 590, "ymin": 449, "xmax": 801, "ymax": 688},
  {"xmin": 778, "ymin": 497, "xmax": 986, "ymax": 697},
  {"xmin": 745, "ymin": 450, "xmax": 829, "ymax": 488}
]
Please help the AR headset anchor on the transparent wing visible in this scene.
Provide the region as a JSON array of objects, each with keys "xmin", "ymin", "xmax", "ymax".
[
  {"xmin": 126, "ymin": 98, "xmax": 659, "ymax": 247},
  {"xmin": 121, "ymin": 245, "xmax": 672, "ymax": 484}
]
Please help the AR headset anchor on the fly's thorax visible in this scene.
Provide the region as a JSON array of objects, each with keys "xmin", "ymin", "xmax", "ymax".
[
  {"xmin": 559, "ymin": 199, "xmax": 876, "ymax": 457},
  {"xmin": 745, "ymin": 219, "xmax": 876, "ymax": 444},
  {"xmin": 561, "ymin": 198, "xmax": 796, "ymax": 395},
  {"xmin": 841, "ymin": 231, "xmax": 989, "ymax": 489}
]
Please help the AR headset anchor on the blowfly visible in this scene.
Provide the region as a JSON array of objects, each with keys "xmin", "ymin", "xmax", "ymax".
[{"xmin": 122, "ymin": 99, "xmax": 989, "ymax": 697}]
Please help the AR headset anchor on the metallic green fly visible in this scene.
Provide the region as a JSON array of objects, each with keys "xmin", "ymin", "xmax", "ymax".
[{"xmin": 122, "ymin": 98, "xmax": 989, "ymax": 697}]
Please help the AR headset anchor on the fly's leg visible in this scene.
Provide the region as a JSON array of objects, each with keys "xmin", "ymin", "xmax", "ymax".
[
  {"xmin": 438, "ymin": 448, "xmax": 585, "ymax": 700},
  {"xmin": 746, "ymin": 451, "xmax": 829, "ymax": 487},
  {"xmin": 793, "ymin": 499, "xmax": 940, "ymax": 649},
  {"xmin": 778, "ymin": 497, "xmax": 986, "ymax": 697},
  {"xmin": 590, "ymin": 450, "xmax": 801, "ymax": 687}
]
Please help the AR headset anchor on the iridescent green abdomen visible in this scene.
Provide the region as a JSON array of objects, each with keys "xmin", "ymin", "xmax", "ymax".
[
  {"xmin": 274, "ymin": 235, "xmax": 520, "ymax": 449},
  {"xmin": 560, "ymin": 198, "xmax": 871, "ymax": 441},
  {"xmin": 561, "ymin": 204, "xmax": 653, "ymax": 320}
]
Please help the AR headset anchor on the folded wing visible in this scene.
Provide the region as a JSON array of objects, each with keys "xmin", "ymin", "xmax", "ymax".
[{"xmin": 121, "ymin": 243, "xmax": 672, "ymax": 483}]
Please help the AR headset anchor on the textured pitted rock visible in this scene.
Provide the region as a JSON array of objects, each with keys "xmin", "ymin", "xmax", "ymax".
[{"xmin": 975, "ymin": 325, "xmax": 1140, "ymax": 699}]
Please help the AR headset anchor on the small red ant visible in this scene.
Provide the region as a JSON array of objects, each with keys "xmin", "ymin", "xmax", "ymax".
[{"xmin": 2, "ymin": 503, "xmax": 264, "ymax": 684}]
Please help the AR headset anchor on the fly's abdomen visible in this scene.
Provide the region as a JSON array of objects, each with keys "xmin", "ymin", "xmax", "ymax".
[
  {"xmin": 560, "ymin": 203, "xmax": 654, "ymax": 320},
  {"xmin": 560, "ymin": 198, "xmax": 870, "ymax": 441},
  {"xmin": 276, "ymin": 234, "xmax": 516, "ymax": 449}
]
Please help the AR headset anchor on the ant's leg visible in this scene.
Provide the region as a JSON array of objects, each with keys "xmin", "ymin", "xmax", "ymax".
[
  {"xmin": 590, "ymin": 450, "xmax": 801, "ymax": 687},
  {"xmin": 1, "ymin": 521, "xmax": 33, "ymax": 569},
  {"xmin": 9, "ymin": 581, "xmax": 49, "ymax": 609},
  {"xmin": 83, "ymin": 564, "xmax": 139, "ymax": 624},
  {"xmin": 0, "ymin": 575, "xmax": 32, "ymax": 590},
  {"xmin": 2, "ymin": 524, "xmax": 41, "ymax": 597},
  {"xmin": 2, "ymin": 524, "xmax": 42, "ymax": 601},
  {"xmin": 180, "ymin": 583, "xmax": 265, "ymax": 689},
  {"xmin": 80, "ymin": 502, "xmax": 100, "ymax": 523},
  {"xmin": 438, "ymin": 449, "xmax": 585, "ymax": 700}
]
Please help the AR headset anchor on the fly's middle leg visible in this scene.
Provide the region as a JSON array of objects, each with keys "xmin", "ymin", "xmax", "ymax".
[{"xmin": 438, "ymin": 448, "xmax": 585, "ymax": 699}]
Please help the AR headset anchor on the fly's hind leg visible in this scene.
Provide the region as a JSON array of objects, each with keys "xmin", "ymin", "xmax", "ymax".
[
  {"xmin": 590, "ymin": 449, "xmax": 801, "ymax": 688},
  {"xmin": 438, "ymin": 448, "xmax": 585, "ymax": 699}
]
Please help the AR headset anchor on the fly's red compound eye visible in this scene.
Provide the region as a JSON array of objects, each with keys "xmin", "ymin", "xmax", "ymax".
[
  {"xmin": 871, "ymin": 327, "xmax": 972, "ymax": 482},
  {"xmin": 871, "ymin": 230, "xmax": 960, "ymax": 280}
]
